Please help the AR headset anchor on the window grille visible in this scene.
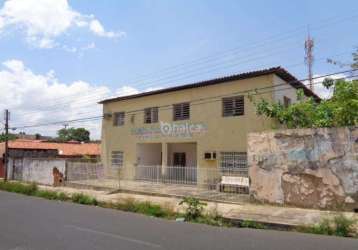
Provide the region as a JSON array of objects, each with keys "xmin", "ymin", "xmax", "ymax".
[
  {"xmin": 220, "ymin": 152, "xmax": 247, "ymax": 170},
  {"xmin": 113, "ymin": 112, "xmax": 125, "ymax": 126},
  {"xmin": 173, "ymin": 102, "xmax": 190, "ymax": 121},
  {"xmin": 144, "ymin": 107, "xmax": 159, "ymax": 124},
  {"xmin": 111, "ymin": 151, "xmax": 123, "ymax": 168},
  {"xmin": 222, "ymin": 96, "xmax": 244, "ymax": 117}
]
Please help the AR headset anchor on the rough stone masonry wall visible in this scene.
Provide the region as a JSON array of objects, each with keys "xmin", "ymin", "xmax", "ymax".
[{"xmin": 248, "ymin": 127, "xmax": 358, "ymax": 210}]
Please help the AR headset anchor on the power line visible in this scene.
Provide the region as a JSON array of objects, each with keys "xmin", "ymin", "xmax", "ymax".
[
  {"xmin": 14, "ymin": 12, "xmax": 358, "ymax": 115},
  {"xmin": 12, "ymin": 69, "xmax": 357, "ymax": 130},
  {"xmin": 16, "ymin": 48, "xmax": 353, "ymax": 120}
]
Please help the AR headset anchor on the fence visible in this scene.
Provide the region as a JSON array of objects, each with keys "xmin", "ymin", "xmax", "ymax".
[
  {"xmin": 134, "ymin": 165, "xmax": 249, "ymax": 190},
  {"xmin": 66, "ymin": 161, "xmax": 104, "ymax": 181}
]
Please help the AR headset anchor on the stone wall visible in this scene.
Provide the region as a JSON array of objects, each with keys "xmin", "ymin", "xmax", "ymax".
[{"xmin": 248, "ymin": 127, "xmax": 358, "ymax": 210}]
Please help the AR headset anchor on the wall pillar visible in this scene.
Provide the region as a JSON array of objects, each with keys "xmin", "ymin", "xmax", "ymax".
[{"xmin": 161, "ymin": 143, "xmax": 168, "ymax": 175}]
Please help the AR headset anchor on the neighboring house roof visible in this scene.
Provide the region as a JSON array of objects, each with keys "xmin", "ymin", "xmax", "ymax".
[
  {"xmin": 99, "ymin": 67, "xmax": 320, "ymax": 104},
  {"xmin": 0, "ymin": 139, "xmax": 100, "ymax": 157}
]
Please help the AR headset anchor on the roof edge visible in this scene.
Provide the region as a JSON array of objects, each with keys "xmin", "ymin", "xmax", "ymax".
[{"xmin": 99, "ymin": 67, "xmax": 320, "ymax": 104}]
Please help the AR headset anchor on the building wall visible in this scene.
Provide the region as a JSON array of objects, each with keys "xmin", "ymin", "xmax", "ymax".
[
  {"xmin": 248, "ymin": 127, "xmax": 358, "ymax": 210},
  {"xmin": 101, "ymin": 74, "xmax": 288, "ymax": 179}
]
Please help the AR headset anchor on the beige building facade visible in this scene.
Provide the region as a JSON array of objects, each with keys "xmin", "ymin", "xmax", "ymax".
[{"xmin": 100, "ymin": 67, "xmax": 318, "ymax": 186}]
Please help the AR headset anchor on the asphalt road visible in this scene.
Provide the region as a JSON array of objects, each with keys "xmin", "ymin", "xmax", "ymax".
[{"xmin": 0, "ymin": 191, "xmax": 357, "ymax": 250}]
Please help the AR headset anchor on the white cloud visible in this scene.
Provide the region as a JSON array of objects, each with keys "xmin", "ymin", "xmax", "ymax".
[
  {"xmin": 0, "ymin": 59, "xmax": 110, "ymax": 139},
  {"xmin": 89, "ymin": 20, "xmax": 124, "ymax": 38},
  {"xmin": 307, "ymin": 73, "xmax": 347, "ymax": 99},
  {"xmin": 0, "ymin": 0, "xmax": 123, "ymax": 48},
  {"xmin": 115, "ymin": 86, "xmax": 140, "ymax": 97}
]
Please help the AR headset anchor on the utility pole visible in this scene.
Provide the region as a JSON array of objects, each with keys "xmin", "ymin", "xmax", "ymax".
[
  {"xmin": 305, "ymin": 28, "xmax": 314, "ymax": 90},
  {"xmin": 3, "ymin": 109, "xmax": 9, "ymax": 182}
]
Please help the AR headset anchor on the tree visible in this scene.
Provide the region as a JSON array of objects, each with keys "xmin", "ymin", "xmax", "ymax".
[
  {"xmin": 0, "ymin": 133, "xmax": 17, "ymax": 142},
  {"xmin": 57, "ymin": 127, "xmax": 90, "ymax": 142},
  {"xmin": 352, "ymin": 47, "xmax": 358, "ymax": 69},
  {"xmin": 250, "ymin": 79, "xmax": 358, "ymax": 128}
]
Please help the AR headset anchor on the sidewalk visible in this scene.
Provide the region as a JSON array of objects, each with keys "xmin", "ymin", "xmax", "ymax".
[{"xmin": 39, "ymin": 184, "xmax": 358, "ymax": 228}]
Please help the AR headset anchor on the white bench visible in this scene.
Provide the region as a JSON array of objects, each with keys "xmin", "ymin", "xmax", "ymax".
[{"xmin": 219, "ymin": 176, "xmax": 249, "ymax": 193}]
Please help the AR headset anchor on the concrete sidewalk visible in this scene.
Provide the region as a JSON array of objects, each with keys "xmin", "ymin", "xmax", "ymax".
[{"xmin": 39, "ymin": 185, "xmax": 358, "ymax": 230}]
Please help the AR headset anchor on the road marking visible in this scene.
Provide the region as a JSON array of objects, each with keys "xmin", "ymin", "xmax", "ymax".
[{"xmin": 64, "ymin": 225, "xmax": 162, "ymax": 249}]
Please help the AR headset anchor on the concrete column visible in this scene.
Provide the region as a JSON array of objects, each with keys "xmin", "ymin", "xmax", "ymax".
[{"xmin": 161, "ymin": 143, "xmax": 168, "ymax": 175}]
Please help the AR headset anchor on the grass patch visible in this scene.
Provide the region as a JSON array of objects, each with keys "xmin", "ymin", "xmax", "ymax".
[
  {"xmin": 0, "ymin": 181, "xmax": 38, "ymax": 196},
  {"xmin": 298, "ymin": 215, "xmax": 357, "ymax": 237},
  {"xmin": 240, "ymin": 220, "xmax": 267, "ymax": 229},
  {"xmin": 113, "ymin": 198, "xmax": 176, "ymax": 218},
  {"xmin": 71, "ymin": 193, "xmax": 98, "ymax": 205}
]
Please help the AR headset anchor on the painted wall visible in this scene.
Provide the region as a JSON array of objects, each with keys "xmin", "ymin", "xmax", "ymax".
[
  {"xmin": 20, "ymin": 158, "xmax": 66, "ymax": 185},
  {"xmin": 101, "ymin": 73, "xmax": 295, "ymax": 180},
  {"xmin": 248, "ymin": 127, "xmax": 358, "ymax": 210},
  {"xmin": 136, "ymin": 143, "xmax": 162, "ymax": 166}
]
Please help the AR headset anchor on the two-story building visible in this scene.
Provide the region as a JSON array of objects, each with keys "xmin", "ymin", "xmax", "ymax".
[{"xmin": 99, "ymin": 67, "xmax": 318, "ymax": 188}]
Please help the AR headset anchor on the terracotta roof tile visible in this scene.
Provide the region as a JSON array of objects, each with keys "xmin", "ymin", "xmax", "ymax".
[{"xmin": 0, "ymin": 139, "xmax": 100, "ymax": 157}]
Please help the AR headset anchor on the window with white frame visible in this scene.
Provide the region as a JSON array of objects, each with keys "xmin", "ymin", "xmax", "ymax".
[
  {"xmin": 222, "ymin": 96, "xmax": 244, "ymax": 117},
  {"xmin": 144, "ymin": 107, "xmax": 158, "ymax": 124},
  {"xmin": 173, "ymin": 102, "xmax": 190, "ymax": 121},
  {"xmin": 220, "ymin": 152, "xmax": 247, "ymax": 170},
  {"xmin": 113, "ymin": 112, "xmax": 125, "ymax": 126},
  {"xmin": 111, "ymin": 151, "xmax": 123, "ymax": 168}
]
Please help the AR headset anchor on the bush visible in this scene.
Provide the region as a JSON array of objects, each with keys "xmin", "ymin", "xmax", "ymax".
[
  {"xmin": 240, "ymin": 220, "xmax": 266, "ymax": 229},
  {"xmin": 179, "ymin": 197, "xmax": 207, "ymax": 221},
  {"xmin": 71, "ymin": 193, "xmax": 98, "ymax": 205},
  {"xmin": 334, "ymin": 214, "xmax": 356, "ymax": 237},
  {"xmin": 299, "ymin": 215, "xmax": 357, "ymax": 237},
  {"xmin": 36, "ymin": 190, "xmax": 60, "ymax": 200},
  {"xmin": 0, "ymin": 181, "xmax": 38, "ymax": 196},
  {"xmin": 116, "ymin": 198, "xmax": 174, "ymax": 218}
]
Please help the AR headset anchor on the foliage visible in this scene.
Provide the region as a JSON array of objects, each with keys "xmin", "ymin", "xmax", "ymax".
[
  {"xmin": 71, "ymin": 193, "xmax": 98, "ymax": 205},
  {"xmin": 0, "ymin": 181, "xmax": 38, "ymax": 195},
  {"xmin": 250, "ymin": 79, "xmax": 358, "ymax": 128},
  {"xmin": 115, "ymin": 198, "xmax": 175, "ymax": 218},
  {"xmin": 240, "ymin": 220, "xmax": 266, "ymax": 229},
  {"xmin": 352, "ymin": 47, "xmax": 358, "ymax": 69},
  {"xmin": 57, "ymin": 127, "xmax": 90, "ymax": 142},
  {"xmin": 179, "ymin": 197, "xmax": 207, "ymax": 221},
  {"xmin": 298, "ymin": 215, "xmax": 357, "ymax": 237},
  {"xmin": 0, "ymin": 133, "xmax": 17, "ymax": 142}
]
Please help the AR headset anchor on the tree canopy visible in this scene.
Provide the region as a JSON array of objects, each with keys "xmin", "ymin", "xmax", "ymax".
[
  {"xmin": 57, "ymin": 127, "xmax": 90, "ymax": 142},
  {"xmin": 250, "ymin": 79, "xmax": 358, "ymax": 129},
  {"xmin": 0, "ymin": 133, "xmax": 17, "ymax": 143}
]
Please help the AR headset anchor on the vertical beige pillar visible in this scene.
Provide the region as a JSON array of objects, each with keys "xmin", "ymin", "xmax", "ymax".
[{"xmin": 161, "ymin": 143, "xmax": 168, "ymax": 175}]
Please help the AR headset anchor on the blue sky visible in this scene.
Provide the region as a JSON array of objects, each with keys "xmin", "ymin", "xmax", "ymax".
[{"xmin": 0, "ymin": 0, "xmax": 357, "ymax": 138}]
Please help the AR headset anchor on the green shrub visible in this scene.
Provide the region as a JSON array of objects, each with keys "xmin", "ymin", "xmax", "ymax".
[
  {"xmin": 179, "ymin": 197, "xmax": 207, "ymax": 221},
  {"xmin": 334, "ymin": 214, "xmax": 356, "ymax": 237},
  {"xmin": 240, "ymin": 220, "xmax": 266, "ymax": 229},
  {"xmin": 57, "ymin": 192, "xmax": 69, "ymax": 201},
  {"xmin": 71, "ymin": 193, "xmax": 98, "ymax": 205},
  {"xmin": 0, "ymin": 181, "xmax": 38, "ymax": 196},
  {"xmin": 115, "ymin": 198, "xmax": 174, "ymax": 218},
  {"xmin": 299, "ymin": 215, "xmax": 356, "ymax": 237},
  {"xmin": 36, "ymin": 190, "xmax": 60, "ymax": 200}
]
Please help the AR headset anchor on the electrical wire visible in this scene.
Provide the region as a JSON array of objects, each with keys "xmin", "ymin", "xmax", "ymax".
[{"xmin": 11, "ymin": 69, "xmax": 357, "ymax": 130}]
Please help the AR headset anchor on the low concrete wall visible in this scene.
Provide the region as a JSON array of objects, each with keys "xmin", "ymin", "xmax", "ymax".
[
  {"xmin": 248, "ymin": 127, "xmax": 358, "ymax": 210},
  {"xmin": 21, "ymin": 158, "xmax": 66, "ymax": 185}
]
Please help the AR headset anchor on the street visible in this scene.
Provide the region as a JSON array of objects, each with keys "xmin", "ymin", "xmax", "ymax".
[{"xmin": 0, "ymin": 191, "xmax": 357, "ymax": 250}]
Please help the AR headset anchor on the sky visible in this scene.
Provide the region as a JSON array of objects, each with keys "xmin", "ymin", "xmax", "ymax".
[{"xmin": 0, "ymin": 0, "xmax": 357, "ymax": 139}]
